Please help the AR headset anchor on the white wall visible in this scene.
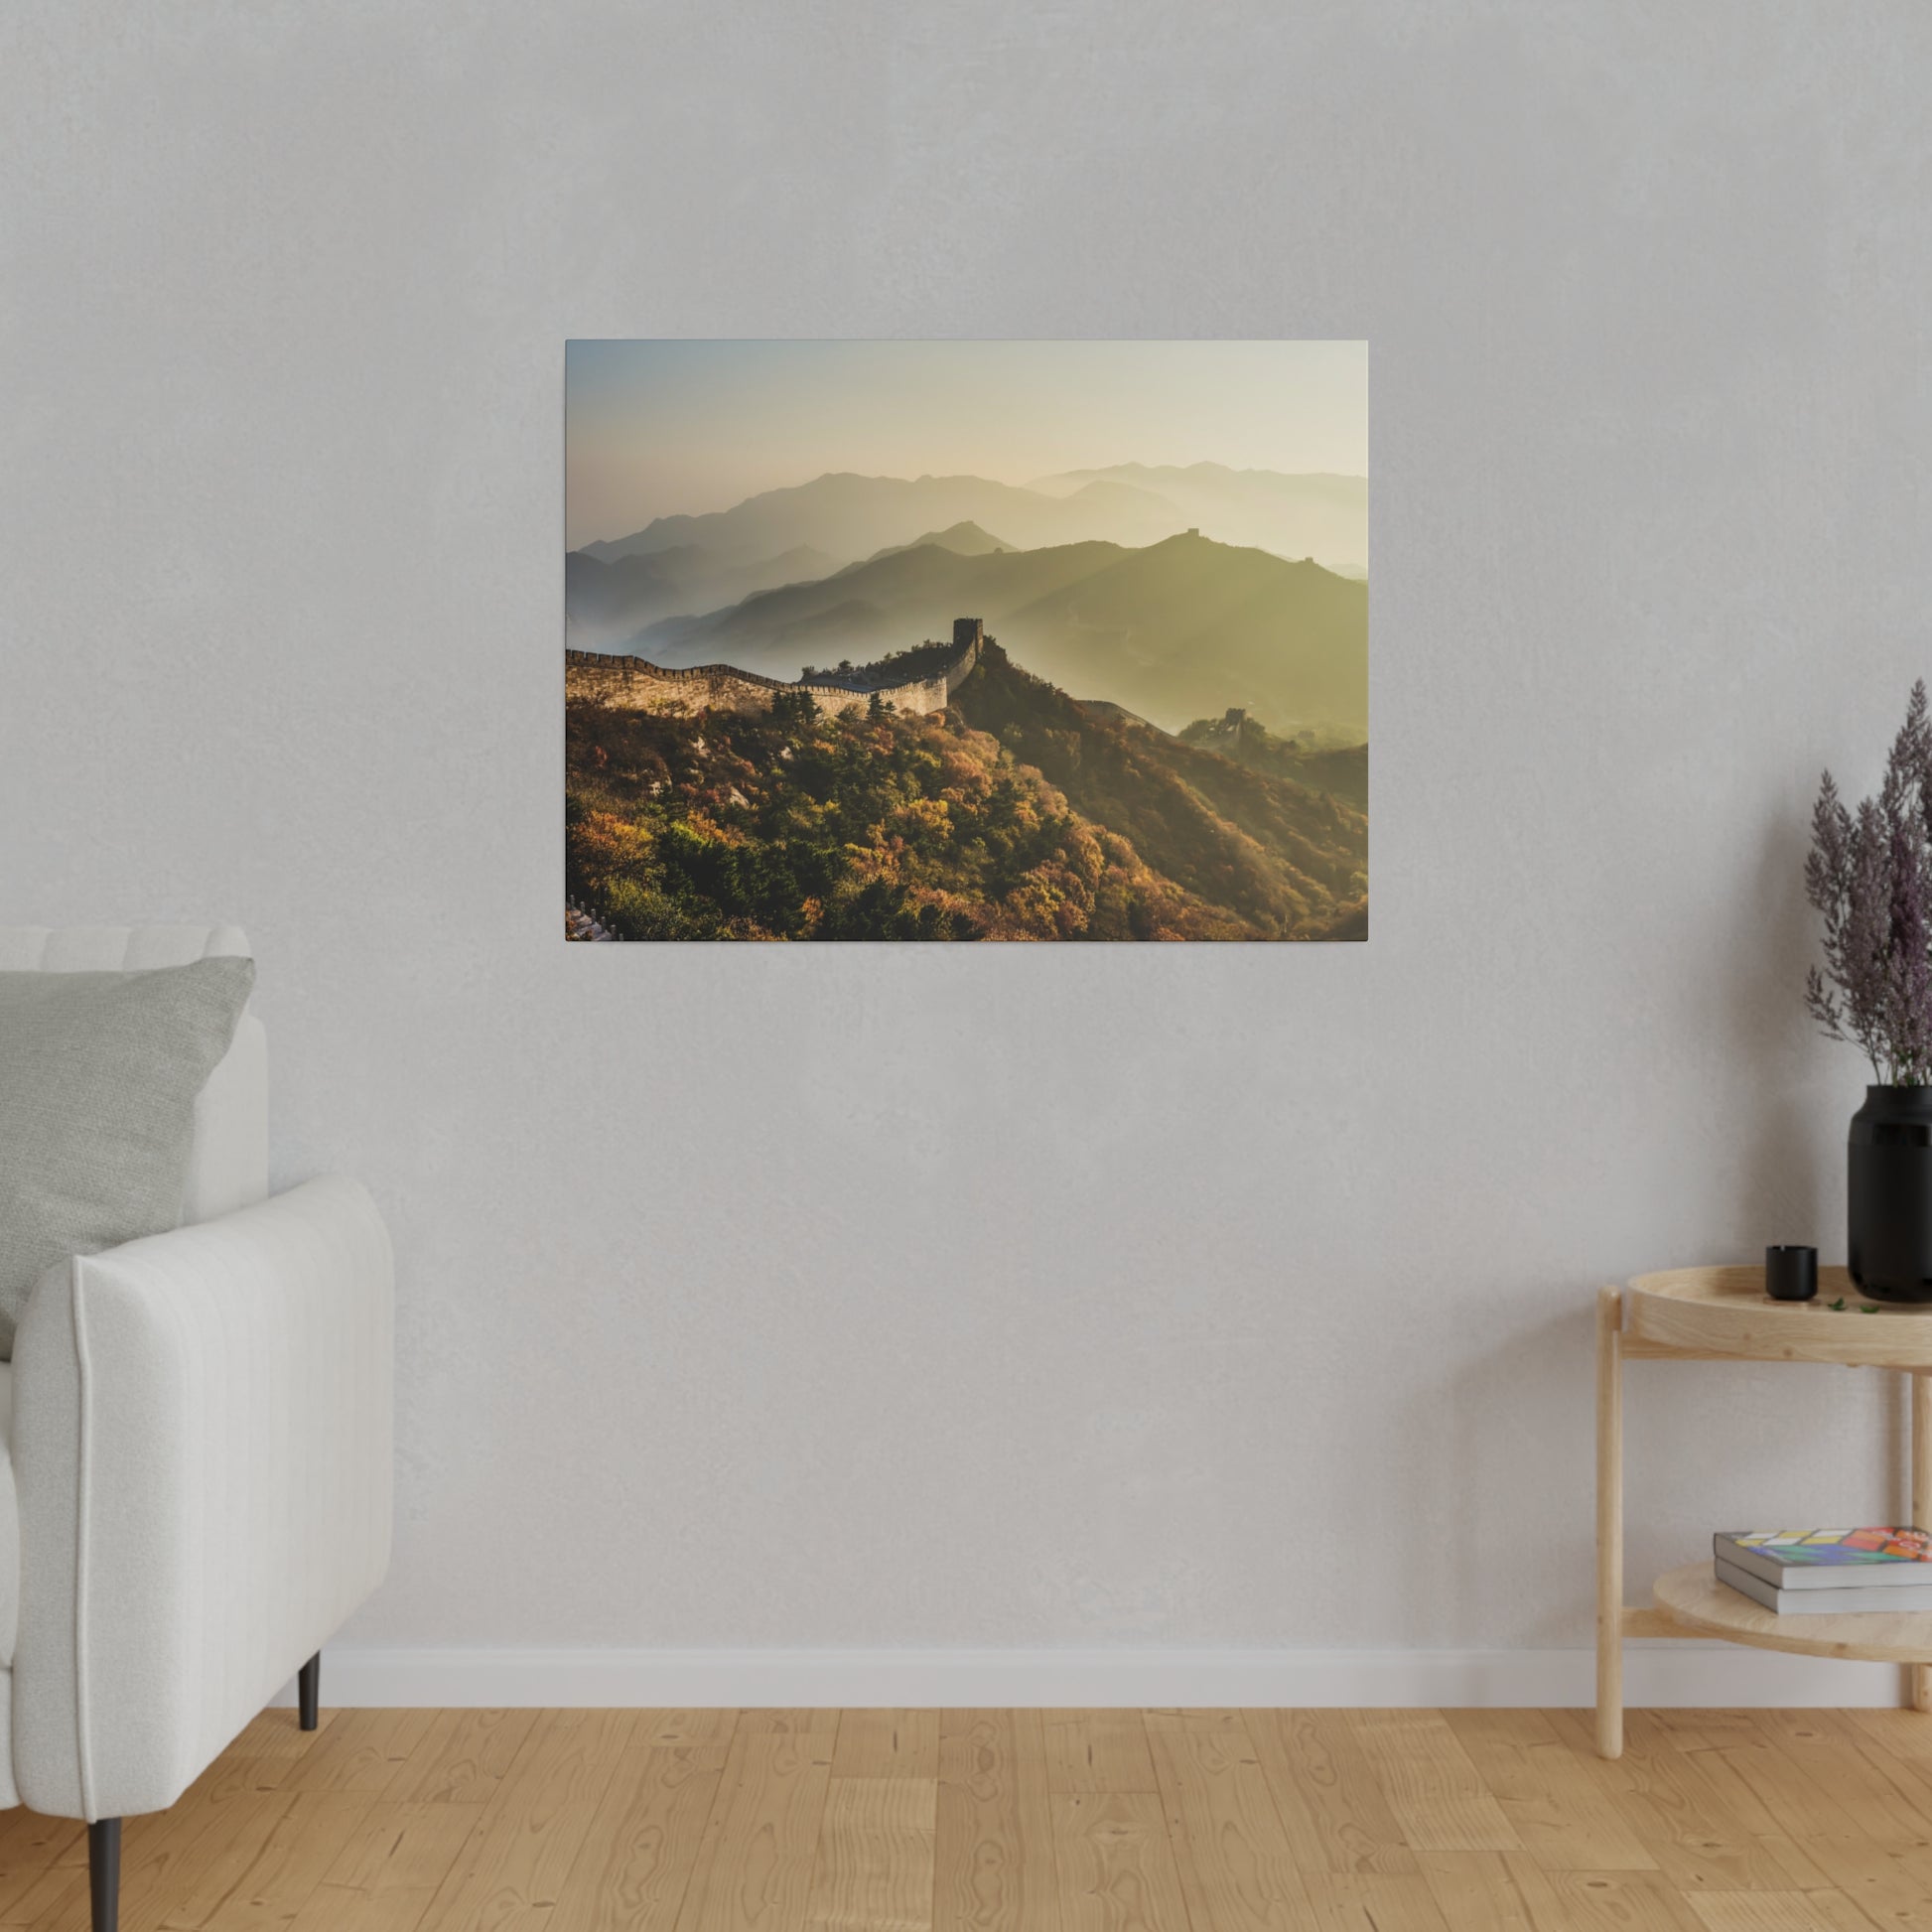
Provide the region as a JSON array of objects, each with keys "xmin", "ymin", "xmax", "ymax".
[{"xmin": 7, "ymin": 0, "xmax": 1932, "ymax": 1700}]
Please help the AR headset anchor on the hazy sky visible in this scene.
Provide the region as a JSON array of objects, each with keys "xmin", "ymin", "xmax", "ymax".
[{"xmin": 566, "ymin": 340, "xmax": 1367, "ymax": 548}]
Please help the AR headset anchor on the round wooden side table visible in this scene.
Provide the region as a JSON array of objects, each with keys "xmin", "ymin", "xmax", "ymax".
[{"xmin": 1595, "ymin": 1266, "xmax": 1932, "ymax": 1759}]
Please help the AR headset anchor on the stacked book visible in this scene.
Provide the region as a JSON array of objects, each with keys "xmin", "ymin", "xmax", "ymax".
[{"xmin": 1716, "ymin": 1528, "xmax": 1932, "ymax": 1613}]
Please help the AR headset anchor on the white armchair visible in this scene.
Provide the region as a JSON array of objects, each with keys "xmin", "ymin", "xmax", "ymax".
[{"xmin": 0, "ymin": 926, "xmax": 393, "ymax": 1932}]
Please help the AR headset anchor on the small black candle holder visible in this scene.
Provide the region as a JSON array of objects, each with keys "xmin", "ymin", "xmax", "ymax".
[{"xmin": 1765, "ymin": 1245, "xmax": 1818, "ymax": 1302}]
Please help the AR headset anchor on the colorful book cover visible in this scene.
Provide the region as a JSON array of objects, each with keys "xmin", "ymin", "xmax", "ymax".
[{"xmin": 1721, "ymin": 1528, "xmax": 1932, "ymax": 1567}]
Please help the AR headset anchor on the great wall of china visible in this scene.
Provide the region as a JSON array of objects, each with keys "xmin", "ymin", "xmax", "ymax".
[{"xmin": 566, "ymin": 617, "xmax": 987, "ymax": 720}]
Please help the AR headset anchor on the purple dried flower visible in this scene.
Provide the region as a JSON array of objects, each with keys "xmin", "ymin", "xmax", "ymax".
[{"xmin": 1807, "ymin": 682, "xmax": 1932, "ymax": 1084}]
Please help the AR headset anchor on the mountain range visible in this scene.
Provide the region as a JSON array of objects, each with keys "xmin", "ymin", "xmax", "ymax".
[
  {"xmin": 566, "ymin": 541, "xmax": 843, "ymax": 646},
  {"xmin": 1029, "ymin": 464, "xmax": 1367, "ymax": 575},
  {"xmin": 867, "ymin": 520, "xmax": 1013, "ymax": 563},
  {"xmin": 577, "ymin": 464, "xmax": 1366, "ymax": 576},
  {"xmin": 630, "ymin": 530, "xmax": 1366, "ymax": 736}
]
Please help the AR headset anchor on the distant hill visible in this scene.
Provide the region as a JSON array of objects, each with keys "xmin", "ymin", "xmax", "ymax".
[
  {"xmin": 636, "ymin": 540, "xmax": 1126, "ymax": 670},
  {"xmin": 1179, "ymin": 710, "xmax": 1368, "ymax": 807},
  {"xmin": 579, "ymin": 471, "xmax": 1188, "ymax": 568},
  {"xmin": 1074, "ymin": 699, "xmax": 1165, "ymax": 734},
  {"xmin": 1029, "ymin": 462, "xmax": 1366, "ymax": 574},
  {"xmin": 951, "ymin": 644, "xmax": 1365, "ymax": 934},
  {"xmin": 566, "ymin": 542, "xmax": 843, "ymax": 646},
  {"xmin": 867, "ymin": 520, "xmax": 1014, "ymax": 563},
  {"xmin": 632, "ymin": 530, "xmax": 1366, "ymax": 735}
]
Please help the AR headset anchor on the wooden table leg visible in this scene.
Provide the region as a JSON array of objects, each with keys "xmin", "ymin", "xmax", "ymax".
[
  {"xmin": 1597, "ymin": 1286, "xmax": 1624, "ymax": 1758},
  {"xmin": 1914, "ymin": 1371, "xmax": 1932, "ymax": 1715}
]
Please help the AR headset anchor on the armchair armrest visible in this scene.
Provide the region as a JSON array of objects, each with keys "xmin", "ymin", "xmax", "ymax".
[{"xmin": 10, "ymin": 1176, "xmax": 393, "ymax": 1820}]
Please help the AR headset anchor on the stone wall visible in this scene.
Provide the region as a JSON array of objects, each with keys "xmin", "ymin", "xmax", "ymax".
[
  {"xmin": 567, "ymin": 628, "xmax": 984, "ymax": 721},
  {"xmin": 565, "ymin": 651, "xmax": 793, "ymax": 717}
]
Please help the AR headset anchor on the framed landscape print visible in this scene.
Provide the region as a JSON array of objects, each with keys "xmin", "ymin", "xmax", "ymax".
[{"xmin": 565, "ymin": 341, "xmax": 1366, "ymax": 941}]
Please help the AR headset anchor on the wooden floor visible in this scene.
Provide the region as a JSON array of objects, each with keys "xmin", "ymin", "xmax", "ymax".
[{"xmin": 7, "ymin": 1707, "xmax": 1932, "ymax": 1929}]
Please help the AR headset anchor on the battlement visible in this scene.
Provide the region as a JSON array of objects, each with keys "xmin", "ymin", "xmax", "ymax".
[
  {"xmin": 565, "ymin": 620, "xmax": 988, "ymax": 721},
  {"xmin": 566, "ymin": 650, "xmax": 790, "ymax": 691}
]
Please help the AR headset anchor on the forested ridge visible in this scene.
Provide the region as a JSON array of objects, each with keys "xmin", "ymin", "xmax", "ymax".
[{"xmin": 566, "ymin": 643, "xmax": 1366, "ymax": 941}]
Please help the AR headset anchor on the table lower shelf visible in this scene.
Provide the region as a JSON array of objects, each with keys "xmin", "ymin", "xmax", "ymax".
[{"xmin": 1648, "ymin": 1562, "xmax": 1932, "ymax": 1664}]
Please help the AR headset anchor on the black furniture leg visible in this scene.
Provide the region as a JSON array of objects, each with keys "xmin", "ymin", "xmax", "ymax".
[
  {"xmin": 298, "ymin": 1652, "xmax": 321, "ymax": 1731},
  {"xmin": 89, "ymin": 1818, "xmax": 120, "ymax": 1932}
]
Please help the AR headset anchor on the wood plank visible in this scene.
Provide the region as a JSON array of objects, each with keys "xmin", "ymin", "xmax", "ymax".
[
  {"xmin": 1685, "ymin": 1891, "xmax": 1875, "ymax": 1931},
  {"xmin": 1635, "ymin": 1712, "xmax": 1772, "ymax": 1755},
  {"xmin": 192, "ymin": 1790, "xmax": 374, "ymax": 1930},
  {"xmin": 1442, "ymin": 1709, "xmax": 1653, "ymax": 1869},
  {"xmin": 228, "ymin": 1710, "xmax": 335, "ymax": 1761},
  {"xmin": 1542, "ymin": 1710, "xmax": 1816, "ymax": 1894},
  {"xmin": 1050, "ymin": 1793, "xmax": 1187, "ymax": 1932},
  {"xmin": 644, "ymin": 1713, "xmax": 742, "ymax": 1748},
  {"xmin": 29, "ymin": 1705, "xmax": 1932, "ymax": 1932},
  {"xmin": 0, "ymin": 1814, "xmax": 83, "ymax": 1923},
  {"xmin": 1345, "ymin": 1712, "xmax": 1521, "ymax": 1855},
  {"xmin": 804, "ymin": 1777, "xmax": 935, "ymax": 1931},
  {"xmin": 384, "ymin": 1710, "xmax": 540, "ymax": 1805},
  {"xmin": 1145, "ymin": 1710, "xmax": 1311, "ymax": 1930},
  {"xmin": 272, "ymin": 1710, "xmax": 442, "ymax": 1796},
  {"xmin": 1795, "ymin": 1836, "xmax": 1932, "ymax": 1932},
  {"xmin": 675, "ymin": 1726, "xmax": 833, "ymax": 1932},
  {"xmin": 1688, "ymin": 1729, "xmax": 1880, "ymax": 1843},
  {"xmin": 739, "ymin": 1711, "xmax": 842, "ymax": 1735},
  {"xmin": 1298, "ymin": 1871, "xmax": 1452, "ymax": 1931},
  {"xmin": 10, "ymin": 1871, "xmax": 89, "ymax": 1931},
  {"xmin": 1844, "ymin": 1704, "xmax": 1932, "ymax": 1766},
  {"xmin": 933, "ymin": 1710, "xmax": 1061, "ymax": 1932},
  {"xmin": 548, "ymin": 1744, "xmax": 728, "ymax": 1932},
  {"xmin": 286, "ymin": 1802, "xmax": 486, "ymax": 1932},
  {"xmin": 1534, "ymin": 1869, "xmax": 1709, "ymax": 1931},
  {"xmin": 1245, "ymin": 1709, "xmax": 1417, "ymax": 1875},
  {"xmin": 415, "ymin": 1709, "xmax": 634, "ymax": 1932},
  {"xmin": 1748, "ymin": 1710, "xmax": 1932, "ymax": 1839},
  {"xmin": 1415, "ymin": 1851, "xmax": 1555, "ymax": 1932},
  {"xmin": 833, "ymin": 1714, "xmax": 940, "ymax": 1782},
  {"xmin": 125, "ymin": 1792, "xmax": 297, "ymax": 1932},
  {"xmin": 0, "ymin": 1822, "xmax": 92, "ymax": 1932},
  {"xmin": 1040, "ymin": 1716, "xmax": 1155, "ymax": 1795}
]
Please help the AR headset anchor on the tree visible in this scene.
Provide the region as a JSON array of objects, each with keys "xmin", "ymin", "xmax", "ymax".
[{"xmin": 766, "ymin": 686, "xmax": 817, "ymax": 729}]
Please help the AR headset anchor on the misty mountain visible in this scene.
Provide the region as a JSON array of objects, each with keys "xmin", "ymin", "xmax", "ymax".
[
  {"xmin": 580, "ymin": 472, "xmax": 1189, "ymax": 569},
  {"xmin": 566, "ymin": 541, "xmax": 844, "ymax": 646},
  {"xmin": 632, "ymin": 531, "xmax": 1366, "ymax": 735},
  {"xmin": 635, "ymin": 540, "xmax": 1122, "ymax": 667},
  {"xmin": 1030, "ymin": 462, "xmax": 1367, "ymax": 573},
  {"xmin": 866, "ymin": 520, "xmax": 1014, "ymax": 562},
  {"xmin": 1001, "ymin": 532, "xmax": 1365, "ymax": 734}
]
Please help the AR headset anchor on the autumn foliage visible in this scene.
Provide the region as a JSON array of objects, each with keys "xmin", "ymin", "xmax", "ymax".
[{"xmin": 565, "ymin": 644, "xmax": 1366, "ymax": 942}]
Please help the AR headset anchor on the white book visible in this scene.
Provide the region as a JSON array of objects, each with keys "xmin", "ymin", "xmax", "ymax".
[{"xmin": 1716, "ymin": 1557, "xmax": 1932, "ymax": 1616}]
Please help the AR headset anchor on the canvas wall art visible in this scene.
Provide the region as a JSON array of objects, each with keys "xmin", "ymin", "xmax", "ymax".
[{"xmin": 565, "ymin": 341, "xmax": 1367, "ymax": 941}]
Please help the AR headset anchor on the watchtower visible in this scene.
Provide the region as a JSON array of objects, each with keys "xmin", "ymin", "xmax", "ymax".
[{"xmin": 952, "ymin": 618, "xmax": 984, "ymax": 650}]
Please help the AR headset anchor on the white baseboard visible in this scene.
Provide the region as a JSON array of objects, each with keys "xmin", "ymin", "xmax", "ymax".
[{"xmin": 273, "ymin": 1643, "xmax": 1914, "ymax": 1710}]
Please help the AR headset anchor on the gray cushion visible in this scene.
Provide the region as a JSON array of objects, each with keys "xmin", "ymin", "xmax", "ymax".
[{"xmin": 0, "ymin": 956, "xmax": 255, "ymax": 1356}]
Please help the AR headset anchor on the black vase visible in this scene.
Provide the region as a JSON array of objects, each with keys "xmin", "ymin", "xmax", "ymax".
[{"xmin": 1849, "ymin": 1085, "xmax": 1932, "ymax": 1303}]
